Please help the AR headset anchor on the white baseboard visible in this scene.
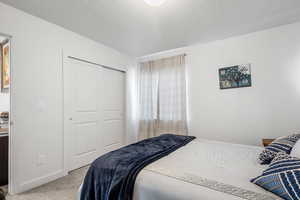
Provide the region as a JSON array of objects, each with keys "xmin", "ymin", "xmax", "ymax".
[{"xmin": 15, "ymin": 170, "xmax": 67, "ymax": 194}]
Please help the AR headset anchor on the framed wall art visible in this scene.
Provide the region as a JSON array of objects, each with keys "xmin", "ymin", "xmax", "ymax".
[
  {"xmin": 219, "ymin": 64, "xmax": 251, "ymax": 90},
  {"xmin": 1, "ymin": 41, "xmax": 10, "ymax": 91}
]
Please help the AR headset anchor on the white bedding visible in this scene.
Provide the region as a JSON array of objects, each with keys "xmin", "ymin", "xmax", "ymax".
[{"xmin": 78, "ymin": 139, "xmax": 280, "ymax": 200}]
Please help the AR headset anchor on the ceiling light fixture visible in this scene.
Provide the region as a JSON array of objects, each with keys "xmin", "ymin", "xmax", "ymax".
[{"xmin": 144, "ymin": 0, "xmax": 167, "ymax": 7}]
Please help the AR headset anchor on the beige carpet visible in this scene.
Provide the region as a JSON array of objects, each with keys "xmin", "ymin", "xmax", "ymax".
[{"xmin": 5, "ymin": 166, "xmax": 89, "ymax": 200}]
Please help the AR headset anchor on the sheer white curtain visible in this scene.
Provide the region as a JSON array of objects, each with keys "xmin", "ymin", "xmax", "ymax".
[{"xmin": 138, "ymin": 55, "xmax": 188, "ymax": 140}]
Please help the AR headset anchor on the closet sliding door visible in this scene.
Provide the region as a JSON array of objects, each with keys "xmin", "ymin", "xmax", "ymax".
[
  {"xmin": 101, "ymin": 68, "xmax": 125, "ymax": 153},
  {"xmin": 63, "ymin": 56, "xmax": 125, "ymax": 172}
]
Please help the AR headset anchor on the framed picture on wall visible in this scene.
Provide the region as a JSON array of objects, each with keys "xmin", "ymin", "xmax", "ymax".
[
  {"xmin": 1, "ymin": 41, "xmax": 10, "ymax": 91},
  {"xmin": 218, "ymin": 64, "xmax": 252, "ymax": 89}
]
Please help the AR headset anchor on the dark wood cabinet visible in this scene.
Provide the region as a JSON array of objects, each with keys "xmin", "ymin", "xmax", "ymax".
[{"xmin": 0, "ymin": 135, "xmax": 8, "ymax": 186}]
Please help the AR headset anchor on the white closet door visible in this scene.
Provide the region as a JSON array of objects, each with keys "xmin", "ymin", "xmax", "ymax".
[
  {"xmin": 64, "ymin": 57, "xmax": 125, "ymax": 172},
  {"xmin": 101, "ymin": 68, "xmax": 125, "ymax": 153}
]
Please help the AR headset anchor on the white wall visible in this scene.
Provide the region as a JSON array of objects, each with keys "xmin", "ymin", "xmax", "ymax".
[
  {"xmin": 0, "ymin": 2, "xmax": 134, "ymax": 194},
  {"xmin": 139, "ymin": 22, "xmax": 300, "ymax": 146}
]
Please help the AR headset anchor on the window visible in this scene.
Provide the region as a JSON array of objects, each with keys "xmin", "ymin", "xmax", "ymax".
[{"xmin": 138, "ymin": 55, "xmax": 188, "ymax": 140}]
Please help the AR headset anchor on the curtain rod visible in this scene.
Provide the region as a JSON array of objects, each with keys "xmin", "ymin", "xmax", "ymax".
[
  {"xmin": 0, "ymin": 33, "xmax": 12, "ymax": 39},
  {"xmin": 67, "ymin": 56, "xmax": 126, "ymax": 73},
  {"xmin": 139, "ymin": 53, "xmax": 187, "ymax": 63}
]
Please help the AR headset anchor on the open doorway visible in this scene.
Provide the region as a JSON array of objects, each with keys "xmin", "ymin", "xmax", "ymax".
[{"xmin": 0, "ymin": 34, "xmax": 11, "ymax": 199}]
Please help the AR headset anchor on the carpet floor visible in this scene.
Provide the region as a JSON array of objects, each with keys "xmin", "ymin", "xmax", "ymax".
[{"xmin": 4, "ymin": 166, "xmax": 88, "ymax": 200}]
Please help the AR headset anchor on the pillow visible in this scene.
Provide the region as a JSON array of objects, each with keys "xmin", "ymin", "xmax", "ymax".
[
  {"xmin": 291, "ymin": 138, "xmax": 300, "ymax": 158},
  {"xmin": 270, "ymin": 152, "xmax": 296, "ymax": 165},
  {"xmin": 287, "ymin": 134, "xmax": 300, "ymax": 143},
  {"xmin": 251, "ymin": 153, "xmax": 300, "ymax": 200},
  {"xmin": 258, "ymin": 134, "xmax": 300, "ymax": 165}
]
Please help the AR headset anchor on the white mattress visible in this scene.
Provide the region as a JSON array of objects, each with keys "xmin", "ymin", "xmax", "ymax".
[{"xmin": 78, "ymin": 139, "xmax": 280, "ymax": 200}]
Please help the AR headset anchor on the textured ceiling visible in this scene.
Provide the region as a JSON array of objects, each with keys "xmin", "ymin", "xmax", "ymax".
[{"xmin": 1, "ymin": 0, "xmax": 300, "ymax": 56}]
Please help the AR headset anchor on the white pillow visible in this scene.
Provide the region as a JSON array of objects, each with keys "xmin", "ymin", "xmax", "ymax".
[{"xmin": 291, "ymin": 139, "xmax": 300, "ymax": 157}]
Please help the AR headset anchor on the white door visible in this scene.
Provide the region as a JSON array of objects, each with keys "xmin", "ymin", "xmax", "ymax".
[
  {"xmin": 64, "ymin": 56, "xmax": 125, "ymax": 172},
  {"xmin": 101, "ymin": 68, "xmax": 125, "ymax": 153}
]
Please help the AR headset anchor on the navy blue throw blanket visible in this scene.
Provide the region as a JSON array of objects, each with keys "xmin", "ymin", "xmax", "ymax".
[{"xmin": 80, "ymin": 134, "xmax": 195, "ymax": 200}]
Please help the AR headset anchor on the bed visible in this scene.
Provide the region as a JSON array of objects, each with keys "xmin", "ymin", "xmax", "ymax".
[{"xmin": 78, "ymin": 137, "xmax": 280, "ymax": 200}]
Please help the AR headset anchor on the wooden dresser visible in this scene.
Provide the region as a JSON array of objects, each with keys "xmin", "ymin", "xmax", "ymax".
[
  {"xmin": 262, "ymin": 139, "xmax": 275, "ymax": 147},
  {"xmin": 0, "ymin": 128, "xmax": 8, "ymax": 186}
]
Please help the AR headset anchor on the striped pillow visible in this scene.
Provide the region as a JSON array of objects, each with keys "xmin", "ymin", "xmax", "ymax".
[
  {"xmin": 258, "ymin": 134, "xmax": 300, "ymax": 165},
  {"xmin": 270, "ymin": 152, "xmax": 295, "ymax": 165},
  {"xmin": 251, "ymin": 154, "xmax": 300, "ymax": 200}
]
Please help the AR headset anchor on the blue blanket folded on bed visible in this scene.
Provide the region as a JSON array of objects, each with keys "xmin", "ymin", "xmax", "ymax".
[{"xmin": 80, "ymin": 134, "xmax": 196, "ymax": 200}]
